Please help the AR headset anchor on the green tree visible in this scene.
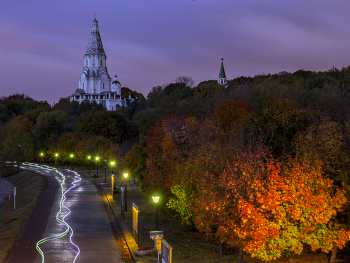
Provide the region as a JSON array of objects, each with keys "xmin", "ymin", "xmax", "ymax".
[
  {"xmin": 75, "ymin": 110, "xmax": 130, "ymax": 143},
  {"xmin": 1, "ymin": 123, "xmax": 35, "ymax": 170},
  {"xmin": 125, "ymin": 141, "xmax": 147, "ymax": 191},
  {"xmin": 33, "ymin": 110, "xmax": 68, "ymax": 147},
  {"xmin": 147, "ymin": 86, "xmax": 163, "ymax": 108},
  {"xmin": 245, "ymin": 99, "xmax": 314, "ymax": 156}
]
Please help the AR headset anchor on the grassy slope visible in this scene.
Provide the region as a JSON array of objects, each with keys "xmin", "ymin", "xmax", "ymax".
[{"xmin": 0, "ymin": 170, "xmax": 46, "ymax": 262}]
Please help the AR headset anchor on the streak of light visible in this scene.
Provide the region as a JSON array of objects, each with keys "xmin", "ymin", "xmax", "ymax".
[{"xmin": 23, "ymin": 163, "xmax": 81, "ymax": 263}]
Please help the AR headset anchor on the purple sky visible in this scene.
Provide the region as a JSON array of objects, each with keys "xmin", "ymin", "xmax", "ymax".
[{"xmin": 2, "ymin": 0, "xmax": 350, "ymax": 105}]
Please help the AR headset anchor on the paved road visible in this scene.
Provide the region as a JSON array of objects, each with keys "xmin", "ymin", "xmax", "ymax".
[{"xmin": 8, "ymin": 165, "xmax": 124, "ymax": 263}]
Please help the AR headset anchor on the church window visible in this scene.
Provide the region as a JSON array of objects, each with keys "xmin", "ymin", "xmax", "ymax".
[
  {"xmin": 103, "ymin": 83, "xmax": 104, "ymax": 89},
  {"xmin": 86, "ymin": 60, "xmax": 88, "ymax": 66},
  {"xmin": 100, "ymin": 60, "xmax": 102, "ymax": 66}
]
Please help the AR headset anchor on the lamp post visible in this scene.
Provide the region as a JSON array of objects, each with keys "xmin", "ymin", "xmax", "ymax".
[
  {"xmin": 40, "ymin": 152, "xmax": 44, "ymax": 165},
  {"xmin": 55, "ymin": 153, "xmax": 59, "ymax": 168},
  {"xmin": 87, "ymin": 156, "xmax": 91, "ymax": 174},
  {"xmin": 96, "ymin": 156, "xmax": 99, "ymax": 177},
  {"xmin": 110, "ymin": 161, "xmax": 115, "ymax": 175},
  {"xmin": 152, "ymin": 193, "xmax": 160, "ymax": 231},
  {"xmin": 124, "ymin": 173, "xmax": 128, "ymax": 211},
  {"xmin": 104, "ymin": 158, "xmax": 107, "ymax": 182},
  {"xmin": 70, "ymin": 154, "xmax": 74, "ymax": 170}
]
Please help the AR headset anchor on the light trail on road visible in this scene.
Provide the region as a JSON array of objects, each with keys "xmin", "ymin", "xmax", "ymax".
[{"xmin": 24, "ymin": 163, "xmax": 81, "ymax": 263}]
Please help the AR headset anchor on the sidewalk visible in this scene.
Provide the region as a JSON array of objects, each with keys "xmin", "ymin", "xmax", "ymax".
[
  {"xmin": 78, "ymin": 170, "xmax": 160, "ymax": 263},
  {"xmin": 8, "ymin": 166, "xmax": 125, "ymax": 263}
]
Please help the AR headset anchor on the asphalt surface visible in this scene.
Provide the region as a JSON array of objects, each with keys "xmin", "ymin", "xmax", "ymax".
[{"xmin": 7, "ymin": 165, "xmax": 124, "ymax": 263}]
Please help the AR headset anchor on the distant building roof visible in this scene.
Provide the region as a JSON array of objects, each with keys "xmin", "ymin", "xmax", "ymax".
[{"xmin": 75, "ymin": 89, "xmax": 86, "ymax": 94}]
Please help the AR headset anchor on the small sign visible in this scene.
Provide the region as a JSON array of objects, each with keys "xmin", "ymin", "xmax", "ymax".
[
  {"xmin": 161, "ymin": 239, "xmax": 173, "ymax": 263},
  {"xmin": 111, "ymin": 174, "xmax": 114, "ymax": 198},
  {"xmin": 132, "ymin": 203, "xmax": 139, "ymax": 245}
]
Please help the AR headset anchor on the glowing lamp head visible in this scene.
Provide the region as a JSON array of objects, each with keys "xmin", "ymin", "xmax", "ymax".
[
  {"xmin": 96, "ymin": 157, "xmax": 99, "ymax": 161},
  {"xmin": 70, "ymin": 154, "xmax": 74, "ymax": 158},
  {"xmin": 40, "ymin": 153, "xmax": 44, "ymax": 156},
  {"xmin": 124, "ymin": 173, "xmax": 128, "ymax": 178},
  {"xmin": 152, "ymin": 193, "xmax": 160, "ymax": 203},
  {"xmin": 87, "ymin": 156, "xmax": 91, "ymax": 159},
  {"xmin": 55, "ymin": 153, "xmax": 58, "ymax": 157},
  {"xmin": 111, "ymin": 161, "xmax": 115, "ymax": 166}
]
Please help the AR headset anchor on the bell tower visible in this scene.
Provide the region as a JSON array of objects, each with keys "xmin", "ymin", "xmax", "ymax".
[
  {"xmin": 217, "ymin": 58, "xmax": 227, "ymax": 87},
  {"xmin": 79, "ymin": 18, "xmax": 111, "ymax": 94}
]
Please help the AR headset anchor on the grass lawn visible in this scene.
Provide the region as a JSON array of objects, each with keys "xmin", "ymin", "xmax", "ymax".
[
  {"xmin": 0, "ymin": 169, "xmax": 46, "ymax": 262},
  {"xmin": 80, "ymin": 169, "xmax": 348, "ymax": 263}
]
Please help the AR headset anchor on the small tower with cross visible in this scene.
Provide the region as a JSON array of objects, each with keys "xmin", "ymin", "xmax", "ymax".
[{"xmin": 217, "ymin": 58, "xmax": 227, "ymax": 87}]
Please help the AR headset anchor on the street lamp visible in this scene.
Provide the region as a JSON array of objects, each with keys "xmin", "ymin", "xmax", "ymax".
[
  {"xmin": 152, "ymin": 193, "xmax": 160, "ymax": 230},
  {"xmin": 96, "ymin": 156, "xmax": 99, "ymax": 177},
  {"xmin": 70, "ymin": 154, "xmax": 74, "ymax": 170},
  {"xmin": 55, "ymin": 153, "xmax": 59, "ymax": 168},
  {"xmin": 40, "ymin": 152, "xmax": 44, "ymax": 165},
  {"xmin": 110, "ymin": 161, "xmax": 115, "ymax": 174},
  {"xmin": 124, "ymin": 173, "xmax": 128, "ymax": 211},
  {"xmin": 87, "ymin": 156, "xmax": 91, "ymax": 174},
  {"xmin": 104, "ymin": 158, "xmax": 108, "ymax": 183}
]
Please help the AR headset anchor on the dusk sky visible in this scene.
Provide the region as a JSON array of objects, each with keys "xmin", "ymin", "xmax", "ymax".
[{"xmin": 2, "ymin": 1, "xmax": 350, "ymax": 105}]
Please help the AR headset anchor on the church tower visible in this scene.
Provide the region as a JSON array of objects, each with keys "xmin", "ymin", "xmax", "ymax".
[
  {"xmin": 217, "ymin": 58, "xmax": 227, "ymax": 87},
  {"xmin": 71, "ymin": 18, "xmax": 132, "ymax": 111},
  {"xmin": 79, "ymin": 18, "xmax": 111, "ymax": 93}
]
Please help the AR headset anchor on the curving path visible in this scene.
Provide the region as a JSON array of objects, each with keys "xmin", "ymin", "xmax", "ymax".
[{"xmin": 8, "ymin": 164, "xmax": 124, "ymax": 263}]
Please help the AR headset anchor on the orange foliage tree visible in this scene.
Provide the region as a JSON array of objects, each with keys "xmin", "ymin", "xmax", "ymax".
[{"xmin": 197, "ymin": 150, "xmax": 349, "ymax": 262}]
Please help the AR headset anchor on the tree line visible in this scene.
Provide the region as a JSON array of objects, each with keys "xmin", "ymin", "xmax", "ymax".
[{"xmin": 2, "ymin": 67, "xmax": 350, "ymax": 262}]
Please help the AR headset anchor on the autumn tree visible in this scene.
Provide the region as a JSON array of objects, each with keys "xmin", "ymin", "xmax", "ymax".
[
  {"xmin": 295, "ymin": 117, "xmax": 347, "ymax": 183},
  {"xmin": 214, "ymin": 99, "xmax": 253, "ymax": 134},
  {"xmin": 194, "ymin": 151, "xmax": 349, "ymax": 262}
]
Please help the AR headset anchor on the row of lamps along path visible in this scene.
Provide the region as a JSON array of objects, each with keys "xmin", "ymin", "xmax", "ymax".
[{"xmin": 38, "ymin": 152, "xmax": 160, "ymax": 232}]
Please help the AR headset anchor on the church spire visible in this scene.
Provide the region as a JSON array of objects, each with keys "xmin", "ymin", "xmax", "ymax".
[
  {"xmin": 217, "ymin": 58, "xmax": 227, "ymax": 87},
  {"xmin": 218, "ymin": 58, "xmax": 226, "ymax": 79},
  {"xmin": 85, "ymin": 18, "xmax": 106, "ymax": 56}
]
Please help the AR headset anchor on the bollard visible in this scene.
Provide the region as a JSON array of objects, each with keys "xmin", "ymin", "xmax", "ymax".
[
  {"xmin": 13, "ymin": 187, "xmax": 16, "ymax": 209},
  {"xmin": 7, "ymin": 193, "xmax": 10, "ymax": 223}
]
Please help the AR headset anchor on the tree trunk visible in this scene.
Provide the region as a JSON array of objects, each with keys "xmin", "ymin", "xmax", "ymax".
[
  {"xmin": 219, "ymin": 239, "xmax": 223, "ymax": 255},
  {"xmin": 330, "ymin": 246, "xmax": 337, "ymax": 263},
  {"xmin": 238, "ymin": 248, "xmax": 243, "ymax": 263}
]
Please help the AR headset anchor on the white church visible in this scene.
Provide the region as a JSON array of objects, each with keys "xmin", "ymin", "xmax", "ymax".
[{"xmin": 70, "ymin": 18, "xmax": 132, "ymax": 110}]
